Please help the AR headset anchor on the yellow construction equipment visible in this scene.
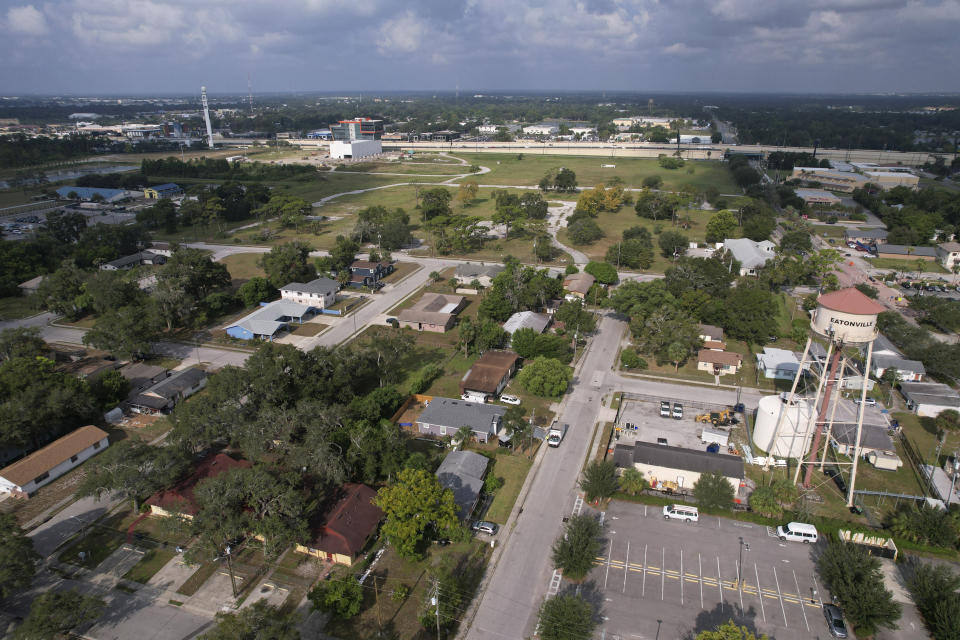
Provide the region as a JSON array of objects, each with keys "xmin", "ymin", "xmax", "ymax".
[
  {"xmin": 696, "ymin": 410, "xmax": 733, "ymax": 426},
  {"xmin": 695, "ymin": 413, "xmax": 714, "ymax": 423}
]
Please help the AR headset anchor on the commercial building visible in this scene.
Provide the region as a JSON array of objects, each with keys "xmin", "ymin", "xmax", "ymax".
[
  {"xmin": 674, "ymin": 134, "xmax": 712, "ymax": 144},
  {"xmin": 874, "ymin": 244, "xmax": 937, "ymax": 261},
  {"xmin": 612, "ymin": 441, "xmax": 745, "ymax": 497},
  {"xmin": 860, "ymin": 171, "xmax": 919, "ymax": 190},
  {"xmin": 459, "ymin": 351, "xmax": 520, "ymax": 401},
  {"xmin": 330, "ymin": 139, "xmax": 382, "ymax": 160},
  {"xmin": 436, "ymin": 451, "xmax": 489, "ymax": 519},
  {"xmin": 721, "ymin": 238, "xmax": 776, "ymax": 276},
  {"xmin": 296, "ymin": 484, "xmax": 383, "ymax": 565},
  {"xmin": 416, "ymin": 397, "xmax": 506, "ymax": 444},
  {"xmin": 0, "ymin": 426, "xmax": 109, "ymax": 498},
  {"xmin": 791, "ymin": 168, "xmax": 869, "ymax": 193},
  {"xmin": 696, "ymin": 350, "xmax": 742, "ymax": 376},
  {"xmin": 143, "ymin": 183, "xmax": 183, "ymax": 199},
  {"xmin": 522, "ymin": 124, "xmax": 559, "ymax": 136},
  {"xmin": 331, "ymin": 118, "xmax": 383, "ymax": 141},
  {"xmin": 795, "ymin": 188, "xmax": 841, "ymax": 206},
  {"xmin": 899, "ymin": 381, "xmax": 960, "ymax": 417},
  {"xmin": 398, "ymin": 293, "xmax": 465, "ymax": 333},
  {"xmin": 280, "ymin": 277, "xmax": 338, "ymax": 309},
  {"xmin": 225, "ymin": 300, "xmax": 315, "ymax": 341},
  {"xmin": 478, "ymin": 124, "xmax": 520, "ymax": 135},
  {"xmin": 55, "ymin": 186, "xmax": 132, "ymax": 203},
  {"xmin": 936, "ymin": 242, "xmax": 960, "ymax": 270}
]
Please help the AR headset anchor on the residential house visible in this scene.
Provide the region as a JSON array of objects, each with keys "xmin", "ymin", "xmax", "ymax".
[
  {"xmin": 0, "ymin": 426, "xmax": 109, "ymax": 498},
  {"xmin": 148, "ymin": 242, "xmax": 174, "ymax": 257},
  {"xmin": 17, "ymin": 275, "xmax": 45, "ymax": 295},
  {"xmin": 562, "ymin": 272, "xmax": 595, "ymax": 300},
  {"xmin": 347, "ymin": 260, "xmax": 393, "ymax": 289},
  {"xmin": 435, "ymin": 450, "xmax": 489, "ymax": 519},
  {"xmin": 612, "ymin": 442, "xmax": 746, "ymax": 499},
  {"xmin": 398, "ymin": 293, "xmax": 465, "ymax": 333},
  {"xmin": 756, "ymin": 347, "xmax": 808, "ymax": 380},
  {"xmin": 936, "ymin": 242, "xmax": 960, "ymax": 271},
  {"xmin": 721, "ymin": 238, "xmax": 776, "ymax": 276},
  {"xmin": 455, "ymin": 263, "xmax": 504, "ymax": 288},
  {"xmin": 143, "ymin": 183, "xmax": 183, "ymax": 199},
  {"xmin": 225, "ymin": 300, "xmax": 314, "ymax": 341},
  {"xmin": 843, "ymin": 228, "xmax": 888, "ymax": 245},
  {"xmin": 459, "ymin": 351, "xmax": 520, "ymax": 401},
  {"xmin": 295, "ymin": 484, "xmax": 383, "ymax": 565},
  {"xmin": 829, "ymin": 423, "xmax": 898, "ymax": 459},
  {"xmin": 795, "ymin": 188, "xmax": 841, "ymax": 206},
  {"xmin": 899, "ymin": 381, "xmax": 960, "ymax": 417},
  {"xmin": 146, "ymin": 453, "xmax": 251, "ymax": 518},
  {"xmin": 100, "ymin": 251, "xmax": 166, "ymax": 271},
  {"xmin": 698, "ymin": 325, "xmax": 724, "ymax": 343},
  {"xmin": 874, "ymin": 244, "xmax": 937, "ymax": 261},
  {"xmin": 871, "ymin": 354, "xmax": 925, "ymax": 382},
  {"xmin": 119, "ymin": 362, "xmax": 169, "ymax": 393},
  {"xmin": 415, "ymin": 397, "xmax": 506, "ymax": 444},
  {"xmin": 128, "ymin": 367, "xmax": 207, "ymax": 415},
  {"xmin": 502, "ymin": 311, "xmax": 551, "ymax": 341},
  {"xmin": 280, "ymin": 277, "xmax": 338, "ymax": 310},
  {"xmin": 697, "ymin": 350, "xmax": 742, "ymax": 376}
]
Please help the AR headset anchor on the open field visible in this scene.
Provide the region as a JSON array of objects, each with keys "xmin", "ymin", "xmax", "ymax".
[
  {"xmin": 220, "ymin": 253, "xmax": 265, "ymax": 281},
  {"xmin": 450, "ymin": 153, "xmax": 739, "ymax": 192},
  {"xmin": 869, "ymin": 257, "xmax": 948, "ymax": 274},
  {"xmin": 334, "ymin": 160, "xmax": 470, "ymax": 175}
]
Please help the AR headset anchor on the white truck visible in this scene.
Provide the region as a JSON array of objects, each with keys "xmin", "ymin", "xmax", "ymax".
[{"xmin": 547, "ymin": 423, "xmax": 568, "ymax": 447}]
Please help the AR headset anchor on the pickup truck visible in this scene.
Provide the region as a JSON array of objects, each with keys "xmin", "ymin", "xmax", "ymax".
[{"xmin": 547, "ymin": 423, "xmax": 568, "ymax": 447}]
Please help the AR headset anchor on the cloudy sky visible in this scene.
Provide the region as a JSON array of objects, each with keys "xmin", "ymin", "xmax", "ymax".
[{"xmin": 1, "ymin": 0, "xmax": 958, "ymax": 95}]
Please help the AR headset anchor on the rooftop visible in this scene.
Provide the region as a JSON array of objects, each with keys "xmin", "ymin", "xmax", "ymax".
[
  {"xmin": 0, "ymin": 426, "xmax": 109, "ymax": 487},
  {"xmin": 228, "ymin": 300, "xmax": 312, "ymax": 337},
  {"xmin": 817, "ymin": 288, "xmax": 886, "ymax": 316},
  {"xmin": 872, "ymin": 354, "xmax": 925, "ymax": 375},
  {"xmin": 436, "ymin": 450, "xmax": 489, "ymax": 518},
  {"xmin": 612, "ymin": 441, "xmax": 744, "ymax": 480},
  {"xmin": 845, "ymin": 228, "xmax": 888, "ymax": 239},
  {"xmin": 146, "ymin": 454, "xmax": 251, "ymax": 516},
  {"xmin": 697, "ymin": 350, "xmax": 742, "ymax": 366},
  {"xmin": 455, "ymin": 263, "xmax": 505, "ymax": 279},
  {"xmin": 503, "ymin": 311, "xmax": 550, "ymax": 335},
  {"xmin": 830, "ymin": 423, "xmax": 895, "ymax": 452},
  {"xmin": 722, "ymin": 238, "xmax": 776, "ymax": 269},
  {"xmin": 399, "ymin": 293, "xmax": 465, "ymax": 325},
  {"xmin": 306, "ymin": 483, "xmax": 383, "ymax": 557},
  {"xmin": 563, "ymin": 272, "xmax": 595, "ymax": 295},
  {"xmin": 460, "ymin": 351, "xmax": 519, "ymax": 394},
  {"xmin": 699, "ymin": 324, "xmax": 724, "ymax": 341},
  {"xmin": 281, "ymin": 277, "xmax": 338, "ymax": 296},
  {"xmin": 939, "ymin": 242, "xmax": 960, "ymax": 252},
  {"xmin": 899, "ymin": 381, "xmax": 960, "ymax": 407},
  {"xmin": 417, "ymin": 397, "xmax": 506, "ymax": 435},
  {"xmin": 875, "ymin": 244, "xmax": 938, "ymax": 257}
]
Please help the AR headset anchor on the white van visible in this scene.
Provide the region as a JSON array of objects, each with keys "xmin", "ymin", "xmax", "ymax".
[
  {"xmin": 662, "ymin": 504, "xmax": 699, "ymax": 522},
  {"xmin": 777, "ymin": 522, "xmax": 818, "ymax": 543}
]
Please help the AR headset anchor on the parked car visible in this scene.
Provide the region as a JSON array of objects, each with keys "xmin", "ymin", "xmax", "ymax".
[
  {"xmin": 823, "ymin": 603, "xmax": 848, "ymax": 638},
  {"xmin": 853, "ymin": 397, "xmax": 877, "ymax": 406},
  {"xmin": 500, "ymin": 394, "xmax": 521, "ymax": 405},
  {"xmin": 672, "ymin": 403, "xmax": 683, "ymax": 420},
  {"xmin": 660, "ymin": 401, "xmax": 671, "ymax": 418},
  {"xmin": 662, "ymin": 504, "xmax": 699, "ymax": 522},
  {"xmin": 471, "ymin": 521, "xmax": 498, "ymax": 535}
]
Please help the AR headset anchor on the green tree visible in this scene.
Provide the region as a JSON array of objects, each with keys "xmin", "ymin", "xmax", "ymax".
[
  {"xmin": 455, "ymin": 180, "xmax": 479, "ymax": 208},
  {"xmin": 705, "ymin": 210, "xmax": 738, "ymax": 243},
  {"xmin": 36, "ymin": 260, "xmax": 87, "ymax": 320},
  {"xmin": 907, "ymin": 561, "xmax": 960, "ymax": 640},
  {"xmin": 584, "ymin": 261, "xmax": 617, "ymax": 285},
  {"xmin": 554, "ymin": 168, "xmax": 577, "ymax": 192},
  {"xmin": 580, "ymin": 460, "xmax": 618, "ymax": 503},
  {"xmin": 0, "ymin": 327, "xmax": 46, "ymax": 362},
  {"xmin": 667, "ymin": 341, "xmax": 688, "ymax": 372},
  {"xmin": 693, "ymin": 472, "xmax": 735, "ymax": 511},
  {"xmin": 620, "ymin": 348, "xmax": 647, "ymax": 370},
  {"xmin": 567, "ymin": 218, "xmax": 604, "ymax": 245},
  {"xmin": 747, "ymin": 485, "xmax": 781, "ymax": 518},
  {"xmin": 658, "ymin": 230, "xmax": 688, "ymax": 259},
  {"xmin": 551, "ymin": 514, "xmax": 603, "ymax": 581},
  {"xmin": 420, "ymin": 187, "xmax": 453, "ymax": 221},
  {"xmin": 695, "ymin": 620, "xmax": 769, "ymax": 640},
  {"xmin": 77, "ymin": 440, "xmax": 190, "ymax": 512},
  {"xmin": 818, "ymin": 540, "xmax": 901, "ymax": 636},
  {"xmin": 375, "ymin": 468, "xmax": 461, "ymax": 558},
  {"xmin": 780, "ymin": 230, "xmax": 813, "ymax": 255},
  {"xmin": 642, "ymin": 175, "xmax": 662, "ymax": 189},
  {"xmin": 619, "ymin": 468, "xmax": 649, "ymax": 495},
  {"xmin": 202, "ymin": 601, "xmax": 300, "ymax": 640},
  {"xmin": 309, "ymin": 573, "xmax": 363, "ymax": 619},
  {"xmin": 935, "ymin": 409, "xmax": 960, "ymax": 432},
  {"xmin": 13, "ymin": 590, "xmax": 105, "ymax": 640},
  {"xmin": 237, "ymin": 276, "xmax": 276, "ymax": 307},
  {"xmin": 260, "ymin": 241, "xmax": 316, "ymax": 289},
  {"xmin": 329, "ymin": 235, "xmax": 359, "ymax": 272},
  {"xmin": 538, "ymin": 593, "xmax": 595, "ymax": 640},
  {"xmin": 88, "ymin": 369, "xmax": 130, "ymax": 410},
  {"xmin": 83, "ymin": 303, "xmax": 161, "ymax": 358},
  {"xmin": 0, "ymin": 513, "xmax": 39, "ymax": 599},
  {"xmin": 516, "ymin": 357, "xmax": 572, "ymax": 398}
]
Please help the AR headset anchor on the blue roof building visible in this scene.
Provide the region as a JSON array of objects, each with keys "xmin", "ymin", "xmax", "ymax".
[
  {"xmin": 225, "ymin": 300, "xmax": 315, "ymax": 341},
  {"xmin": 55, "ymin": 186, "xmax": 129, "ymax": 203}
]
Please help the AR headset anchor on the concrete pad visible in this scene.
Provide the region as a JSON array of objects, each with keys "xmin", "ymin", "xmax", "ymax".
[
  {"xmin": 186, "ymin": 569, "xmax": 243, "ymax": 614},
  {"xmin": 876, "ymin": 559, "xmax": 928, "ymax": 640},
  {"xmin": 96, "ymin": 544, "xmax": 145, "ymax": 579},
  {"xmin": 148, "ymin": 554, "xmax": 199, "ymax": 594},
  {"xmin": 239, "ymin": 579, "xmax": 288, "ymax": 610}
]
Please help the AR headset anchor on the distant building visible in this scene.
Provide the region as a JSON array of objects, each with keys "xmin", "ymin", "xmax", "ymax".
[
  {"xmin": 280, "ymin": 277, "xmax": 338, "ymax": 309},
  {"xmin": 936, "ymin": 242, "xmax": 960, "ymax": 270},
  {"xmin": 18, "ymin": 275, "xmax": 45, "ymax": 295},
  {"xmin": 0, "ymin": 426, "xmax": 109, "ymax": 498},
  {"xmin": 795, "ymin": 188, "xmax": 841, "ymax": 206},
  {"xmin": 721, "ymin": 238, "xmax": 776, "ymax": 276},
  {"xmin": 791, "ymin": 168, "xmax": 869, "ymax": 193},
  {"xmin": 674, "ymin": 134, "xmax": 712, "ymax": 144},
  {"xmin": 478, "ymin": 124, "xmax": 520, "ymax": 135},
  {"xmin": 143, "ymin": 183, "xmax": 182, "ymax": 199},
  {"xmin": 331, "ymin": 118, "xmax": 383, "ymax": 141},
  {"xmin": 522, "ymin": 124, "xmax": 559, "ymax": 136},
  {"xmin": 306, "ymin": 129, "xmax": 332, "ymax": 140},
  {"xmin": 330, "ymin": 139, "xmax": 382, "ymax": 160},
  {"xmin": 100, "ymin": 251, "xmax": 166, "ymax": 271},
  {"xmin": 55, "ymin": 186, "xmax": 131, "ymax": 203}
]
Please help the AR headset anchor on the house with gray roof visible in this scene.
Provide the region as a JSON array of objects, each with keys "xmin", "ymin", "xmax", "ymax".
[
  {"xmin": 613, "ymin": 441, "xmax": 745, "ymax": 498},
  {"xmin": 101, "ymin": 251, "xmax": 166, "ymax": 271},
  {"xmin": 828, "ymin": 423, "xmax": 896, "ymax": 458},
  {"xmin": 455, "ymin": 263, "xmax": 504, "ymax": 287},
  {"xmin": 899, "ymin": 381, "xmax": 960, "ymax": 417},
  {"xmin": 844, "ymin": 228, "xmax": 889, "ymax": 245},
  {"xmin": 871, "ymin": 354, "xmax": 925, "ymax": 382},
  {"xmin": 416, "ymin": 397, "xmax": 506, "ymax": 444},
  {"xmin": 503, "ymin": 311, "xmax": 551, "ymax": 340},
  {"xmin": 435, "ymin": 450, "xmax": 489, "ymax": 519},
  {"xmin": 280, "ymin": 277, "xmax": 338, "ymax": 309},
  {"xmin": 721, "ymin": 238, "xmax": 776, "ymax": 276},
  {"xmin": 226, "ymin": 300, "xmax": 315, "ymax": 341},
  {"xmin": 128, "ymin": 367, "xmax": 207, "ymax": 414},
  {"xmin": 875, "ymin": 244, "xmax": 938, "ymax": 260}
]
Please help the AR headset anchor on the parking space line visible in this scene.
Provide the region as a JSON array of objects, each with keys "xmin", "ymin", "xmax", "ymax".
[
  {"xmin": 641, "ymin": 544, "xmax": 647, "ymax": 597},
  {"xmin": 754, "ymin": 563, "xmax": 766, "ymax": 623},
  {"xmin": 604, "ymin": 537, "xmax": 613, "ymax": 590},
  {"xmin": 698, "ymin": 553, "xmax": 704, "ymax": 609},
  {"xmin": 793, "ymin": 569, "xmax": 810, "ymax": 632},
  {"xmin": 773, "ymin": 566, "xmax": 788, "ymax": 628},
  {"xmin": 716, "ymin": 557, "xmax": 724, "ymax": 612},
  {"xmin": 736, "ymin": 561, "xmax": 744, "ymax": 615},
  {"xmin": 661, "ymin": 547, "xmax": 665, "ymax": 601},
  {"xmin": 623, "ymin": 540, "xmax": 630, "ymax": 594},
  {"xmin": 680, "ymin": 550, "xmax": 683, "ymax": 606}
]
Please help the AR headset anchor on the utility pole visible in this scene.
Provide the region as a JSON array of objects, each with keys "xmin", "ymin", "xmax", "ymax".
[
  {"xmin": 374, "ymin": 575, "xmax": 382, "ymax": 632},
  {"xmin": 225, "ymin": 545, "xmax": 238, "ymax": 597},
  {"xmin": 431, "ymin": 579, "xmax": 441, "ymax": 639}
]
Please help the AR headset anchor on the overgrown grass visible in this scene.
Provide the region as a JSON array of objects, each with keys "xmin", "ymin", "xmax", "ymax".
[
  {"xmin": 176, "ymin": 561, "xmax": 218, "ymax": 596},
  {"xmin": 122, "ymin": 548, "xmax": 177, "ymax": 583},
  {"xmin": 483, "ymin": 454, "xmax": 534, "ymax": 524},
  {"xmin": 0, "ymin": 295, "xmax": 39, "ymax": 320}
]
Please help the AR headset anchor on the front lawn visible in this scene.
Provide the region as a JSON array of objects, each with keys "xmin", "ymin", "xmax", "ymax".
[
  {"xmin": 482, "ymin": 452, "xmax": 533, "ymax": 524},
  {"xmin": 122, "ymin": 548, "xmax": 177, "ymax": 583}
]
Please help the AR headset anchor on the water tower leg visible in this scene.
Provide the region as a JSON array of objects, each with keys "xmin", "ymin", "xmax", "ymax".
[
  {"xmin": 765, "ymin": 337, "xmax": 811, "ymax": 472},
  {"xmin": 820, "ymin": 357, "xmax": 846, "ymax": 470},
  {"xmin": 792, "ymin": 340, "xmax": 831, "ymax": 485},
  {"xmin": 847, "ymin": 341, "xmax": 874, "ymax": 508},
  {"xmin": 803, "ymin": 345, "xmax": 843, "ymax": 488}
]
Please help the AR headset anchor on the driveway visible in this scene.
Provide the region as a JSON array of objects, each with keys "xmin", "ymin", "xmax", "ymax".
[{"xmin": 28, "ymin": 493, "xmax": 125, "ymax": 558}]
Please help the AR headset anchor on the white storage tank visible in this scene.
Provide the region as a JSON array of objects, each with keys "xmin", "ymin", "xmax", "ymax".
[
  {"xmin": 752, "ymin": 393, "xmax": 816, "ymax": 458},
  {"xmin": 810, "ymin": 288, "xmax": 885, "ymax": 344}
]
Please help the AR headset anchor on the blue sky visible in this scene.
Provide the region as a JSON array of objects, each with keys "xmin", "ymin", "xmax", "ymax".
[{"xmin": 1, "ymin": 0, "xmax": 958, "ymax": 95}]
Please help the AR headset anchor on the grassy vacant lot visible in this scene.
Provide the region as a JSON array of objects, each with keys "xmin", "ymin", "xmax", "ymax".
[
  {"xmin": 335, "ymin": 161, "xmax": 468, "ymax": 176},
  {"xmin": 809, "ymin": 224, "xmax": 847, "ymax": 239},
  {"xmin": 122, "ymin": 548, "xmax": 176, "ymax": 583},
  {"xmin": 869, "ymin": 257, "xmax": 947, "ymax": 274},
  {"xmin": 452, "ymin": 153, "xmax": 739, "ymax": 193},
  {"xmin": 290, "ymin": 322, "xmax": 327, "ymax": 337},
  {"xmin": 220, "ymin": 253, "xmax": 266, "ymax": 281},
  {"xmin": 0, "ymin": 295, "xmax": 39, "ymax": 320},
  {"xmin": 60, "ymin": 510, "xmax": 136, "ymax": 569},
  {"xmin": 484, "ymin": 452, "xmax": 534, "ymax": 524}
]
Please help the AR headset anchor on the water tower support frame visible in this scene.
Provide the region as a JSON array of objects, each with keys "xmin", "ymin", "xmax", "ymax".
[
  {"xmin": 802, "ymin": 345, "xmax": 843, "ymax": 487},
  {"xmin": 846, "ymin": 340, "xmax": 875, "ymax": 508},
  {"xmin": 820, "ymin": 356, "xmax": 847, "ymax": 471}
]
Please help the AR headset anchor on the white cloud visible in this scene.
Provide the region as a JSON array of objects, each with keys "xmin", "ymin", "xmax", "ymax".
[
  {"xmin": 662, "ymin": 42, "xmax": 706, "ymax": 56},
  {"xmin": 377, "ymin": 10, "xmax": 425, "ymax": 54},
  {"xmin": 5, "ymin": 5, "xmax": 49, "ymax": 35}
]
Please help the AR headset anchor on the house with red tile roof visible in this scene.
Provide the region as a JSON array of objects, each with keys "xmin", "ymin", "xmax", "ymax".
[
  {"xmin": 295, "ymin": 483, "xmax": 383, "ymax": 565},
  {"xmin": 145, "ymin": 453, "xmax": 251, "ymax": 519}
]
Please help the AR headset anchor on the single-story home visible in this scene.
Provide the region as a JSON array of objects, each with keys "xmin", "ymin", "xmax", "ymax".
[
  {"xmin": 143, "ymin": 183, "xmax": 183, "ymax": 199},
  {"xmin": 612, "ymin": 441, "xmax": 745, "ymax": 499},
  {"xmin": 698, "ymin": 324, "xmax": 724, "ymax": 343},
  {"xmin": 844, "ymin": 228, "xmax": 888, "ymax": 245},
  {"xmin": 563, "ymin": 272, "xmax": 595, "ymax": 300},
  {"xmin": 128, "ymin": 367, "xmax": 207, "ymax": 415},
  {"xmin": 459, "ymin": 351, "xmax": 520, "ymax": 401},
  {"xmin": 55, "ymin": 186, "xmax": 130, "ymax": 203},
  {"xmin": 697, "ymin": 350, "xmax": 742, "ymax": 376},
  {"xmin": 829, "ymin": 423, "xmax": 897, "ymax": 459},
  {"xmin": 148, "ymin": 242, "xmax": 174, "ymax": 257},
  {"xmin": 874, "ymin": 244, "xmax": 937, "ymax": 261},
  {"xmin": 936, "ymin": 242, "xmax": 960, "ymax": 270},
  {"xmin": 416, "ymin": 397, "xmax": 506, "ymax": 444},
  {"xmin": 0, "ymin": 426, "xmax": 109, "ymax": 498},
  {"xmin": 226, "ymin": 300, "xmax": 314, "ymax": 341},
  {"xmin": 455, "ymin": 263, "xmax": 504, "ymax": 287},
  {"xmin": 795, "ymin": 188, "xmax": 841, "ymax": 206},
  {"xmin": 348, "ymin": 260, "xmax": 393, "ymax": 288},
  {"xmin": 503, "ymin": 311, "xmax": 551, "ymax": 339},
  {"xmin": 721, "ymin": 238, "xmax": 776, "ymax": 276},
  {"xmin": 756, "ymin": 347, "xmax": 809, "ymax": 380},
  {"xmin": 295, "ymin": 484, "xmax": 383, "ymax": 565},
  {"xmin": 899, "ymin": 381, "xmax": 960, "ymax": 417},
  {"xmin": 871, "ymin": 354, "xmax": 925, "ymax": 382},
  {"xmin": 398, "ymin": 293, "xmax": 466, "ymax": 333},
  {"xmin": 280, "ymin": 277, "xmax": 338, "ymax": 310},
  {"xmin": 119, "ymin": 362, "xmax": 169, "ymax": 392},
  {"xmin": 703, "ymin": 340, "xmax": 727, "ymax": 351},
  {"xmin": 435, "ymin": 450, "xmax": 489, "ymax": 519},
  {"xmin": 18, "ymin": 275, "xmax": 45, "ymax": 295},
  {"xmin": 146, "ymin": 453, "xmax": 251, "ymax": 518},
  {"xmin": 100, "ymin": 251, "xmax": 166, "ymax": 271}
]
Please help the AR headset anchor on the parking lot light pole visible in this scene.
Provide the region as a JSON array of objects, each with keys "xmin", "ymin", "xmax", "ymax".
[{"xmin": 735, "ymin": 537, "xmax": 750, "ymax": 589}]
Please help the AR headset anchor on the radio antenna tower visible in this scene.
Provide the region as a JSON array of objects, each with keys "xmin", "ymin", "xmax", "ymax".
[
  {"xmin": 247, "ymin": 73, "xmax": 253, "ymax": 114},
  {"xmin": 201, "ymin": 86, "xmax": 214, "ymax": 149}
]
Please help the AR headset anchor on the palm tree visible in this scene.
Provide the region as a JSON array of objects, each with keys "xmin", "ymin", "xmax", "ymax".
[{"xmin": 455, "ymin": 425, "xmax": 473, "ymax": 448}]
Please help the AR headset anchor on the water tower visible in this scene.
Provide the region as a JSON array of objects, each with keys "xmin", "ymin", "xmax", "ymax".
[{"xmin": 764, "ymin": 288, "xmax": 884, "ymax": 507}]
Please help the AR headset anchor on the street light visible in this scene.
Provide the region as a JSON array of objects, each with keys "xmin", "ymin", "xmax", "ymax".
[{"xmin": 736, "ymin": 537, "xmax": 750, "ymax": 589}]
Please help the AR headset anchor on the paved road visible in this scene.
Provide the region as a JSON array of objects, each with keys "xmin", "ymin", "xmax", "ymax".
[{"xmin": 28, "ymin": 493, "xmax": 125, "ymax": 558}]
